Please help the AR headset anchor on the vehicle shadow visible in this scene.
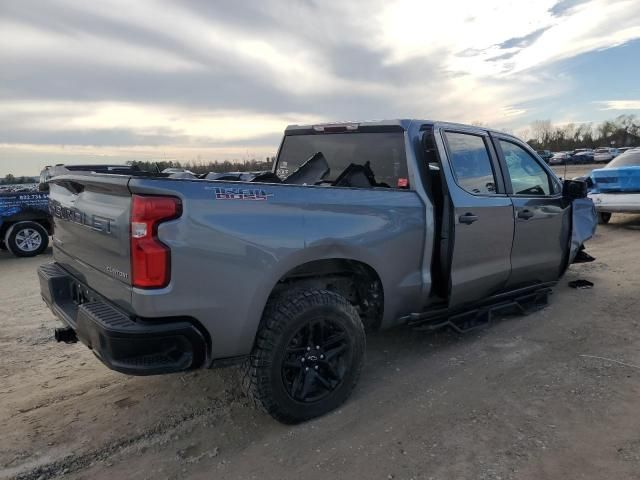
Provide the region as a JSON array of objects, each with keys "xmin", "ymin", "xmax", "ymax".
[
  {"xmin": 600, "ymin": 213, "xmax": 640, "ymax": 230},
  {"xmin": 0, "ymin": 245, "xmax": 53, "ymax": 261}
]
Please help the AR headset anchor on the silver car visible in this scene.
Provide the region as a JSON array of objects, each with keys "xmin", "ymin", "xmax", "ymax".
[{"xmin": 594, "ymin": 147, "xmax": 619, "ymax": 163}]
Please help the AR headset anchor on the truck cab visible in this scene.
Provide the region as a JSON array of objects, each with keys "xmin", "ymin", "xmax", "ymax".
[
  {"xmin": 419, "ymin": 122, "xmax": 569, "ymax": 308},
  {"xmin": 277, "ymin": 120, "xmax": 572, "ymax": 310}
]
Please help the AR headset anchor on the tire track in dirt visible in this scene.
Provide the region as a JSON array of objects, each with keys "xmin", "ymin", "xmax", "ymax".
[{"xmin": 5, "ymin": 396, "xmax": 234, "ymax": 480}]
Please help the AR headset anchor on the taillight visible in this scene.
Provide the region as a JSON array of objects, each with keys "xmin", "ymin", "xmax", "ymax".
[{"xmin": 130, "ymin": 195, "xmax": 182, "ymax": 288}]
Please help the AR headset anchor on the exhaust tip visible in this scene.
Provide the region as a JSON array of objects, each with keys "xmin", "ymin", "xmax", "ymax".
[{"xmin": 55, "ymin": 327, "xmax": 78, "ymax": 344}]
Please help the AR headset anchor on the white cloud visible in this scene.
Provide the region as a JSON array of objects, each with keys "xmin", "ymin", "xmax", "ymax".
[
  {"xmin": 0, "ymin": 20, "xmax": 201, "ymax": 72},
  {"xmin": 47, "ymin": 0, "xmax": 383, "ymax": 96},
  {"xmin": 378, "ymin": 0, "xmax": 640, "ymax": 77},
  {"xmin": 507, "ymin": 0, "xmax": 640, "ymax": 73},
  {"xmin": 596, "ymin": 100, "xmax": 640, "ymax": 110},
  {"xmin": 1, "ymin": 0, "xmax": 640, "ymax": 175},
  {"xmin": 0, "ymin": 100, "xmax": 321, "ymax": 143}
]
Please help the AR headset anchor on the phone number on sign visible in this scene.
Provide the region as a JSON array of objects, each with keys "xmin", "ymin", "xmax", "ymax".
[{"xmin": 18, "ymin": 194, "xmax": 48, "ymax": 201}]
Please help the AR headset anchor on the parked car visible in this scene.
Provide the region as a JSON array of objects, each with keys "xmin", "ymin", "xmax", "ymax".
[
  {"xmin": 618, "ymin": 147, "xmax": 636, "ymax": 154},
  {"xmin": 588, "ymin": 148, "xmax": 640, "ymax": 223},
  {"xmin": 571, "ymin": 151, "xmax": 595, "ymax": 164},
  {"xmin": 549, "ymin": 152, "xmax": 572, "ymax": 165},
  {"xmin": 536, "ymin": 150, "xmax": 552, "ymax": 163},
  {"xmin": 162, "ymin": 167, "xmax": 195, "ymax": 175},
  {"xmin": 593, "ymin": 147, "xmax": 619, "ymax": 163},
  {"xmin": 39, "ymin": 120, "xmax": 596, "ymax": 423},
  {"xmin": 0, "ymin": 189, "xmax": 51, "ymax": 257}
]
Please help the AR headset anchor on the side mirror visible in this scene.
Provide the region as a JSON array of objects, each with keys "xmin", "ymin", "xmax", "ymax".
[{"xmin": 562, "ymin": 179, "xmax": 588, "ymax": 200}]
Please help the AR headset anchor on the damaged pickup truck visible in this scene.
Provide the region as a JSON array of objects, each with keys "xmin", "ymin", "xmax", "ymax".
[{"xmin": 38, "ymin": 120, "xmax": 596, "ymax": 423}]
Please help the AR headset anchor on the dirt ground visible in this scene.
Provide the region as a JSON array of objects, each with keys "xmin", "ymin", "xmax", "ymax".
[{"xmin": 2, "ymin": 195, "xmax": 640, "ymax": 479}]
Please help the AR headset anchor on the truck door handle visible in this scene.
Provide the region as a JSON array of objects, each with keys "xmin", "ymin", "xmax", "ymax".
[
  {"xmin": 517, "ymin": 209, "xmax": 534, "ymax": 220},
  {"xmin": 459, "ymin": 213, "xmax": 479, "ymax": 224}
]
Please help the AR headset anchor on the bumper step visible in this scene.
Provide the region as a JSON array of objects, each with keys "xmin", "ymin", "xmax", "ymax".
[{"xmin": 38, "ymin": 263, "xmax": 207, "ymax": 376}]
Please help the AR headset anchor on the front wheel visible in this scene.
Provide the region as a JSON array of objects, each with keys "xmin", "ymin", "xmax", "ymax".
[
  {"xmin": 5, "ymin": 221, "xmax": 49, "ymax": 257},
  {"xmin": 598, "ymin": 212, "xmax": 612, "ymax": 224},
  {"xmin": 248, "ymin": 289, "xmax": 365, "ymax": 424}
]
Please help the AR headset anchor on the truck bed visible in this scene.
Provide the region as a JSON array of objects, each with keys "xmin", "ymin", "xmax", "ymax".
[{"xmin": 47, "ymin": 173, "xmax": 427, "ymax": 361}]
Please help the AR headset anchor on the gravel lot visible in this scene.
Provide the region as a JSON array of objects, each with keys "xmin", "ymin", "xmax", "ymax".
[
  {"xmin": 549, "ymin": 164, "xmax": 599, "ymax": 179},
  {"xmin": 2, "ymin": 177, "xmax": 640, "ymax": 480}
]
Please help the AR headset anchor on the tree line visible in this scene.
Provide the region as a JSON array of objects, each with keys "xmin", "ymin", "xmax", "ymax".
[
  {"xmin": 1, "ymin": 174, "xmax": 38, "ymax": 185},
  {"xmin": 4, "ymin": 115, "xmax": 638, "ymax": 182},
  {"xmin": 128, "ymin": 157, "xmax": 275, "ymax": 175},
  {"xmin": 524, "ymin": 114, "xmax": 640, "ymax": 152}
]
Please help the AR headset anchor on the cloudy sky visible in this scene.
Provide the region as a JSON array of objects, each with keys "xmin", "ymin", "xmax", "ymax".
[{"xmin": 1, "ymin": 0, "xmax": 640, "ymax": 176}]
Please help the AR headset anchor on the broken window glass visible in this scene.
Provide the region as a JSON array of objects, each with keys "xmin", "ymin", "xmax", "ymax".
[{"xmin": 276, "ymin": 132, "xmax": 408, "ymax": 189}]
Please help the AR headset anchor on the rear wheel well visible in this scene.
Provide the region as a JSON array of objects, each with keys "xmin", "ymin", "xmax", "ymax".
[{"xmin": 267, "ymin": 259, "xmax": 384, "ymax": 331}]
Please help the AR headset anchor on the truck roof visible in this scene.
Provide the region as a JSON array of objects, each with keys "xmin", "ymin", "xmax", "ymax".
[{"xmin": 284, "ymin": 119, "xmax": 518, "ymax": 139}]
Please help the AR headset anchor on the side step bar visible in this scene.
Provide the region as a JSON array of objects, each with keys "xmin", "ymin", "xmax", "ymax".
[{"xmin": 406, "ymin": 284, "xmax": 554, "ymax": 334}]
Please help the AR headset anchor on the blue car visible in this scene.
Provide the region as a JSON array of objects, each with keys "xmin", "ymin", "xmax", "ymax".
[
  {"xmin": 588, "ymin": 148, "xmax": 640, "ymax": 223},
  {"xmin": 0, "ymin": 189, "xmax": 51, "ymax": 256}
]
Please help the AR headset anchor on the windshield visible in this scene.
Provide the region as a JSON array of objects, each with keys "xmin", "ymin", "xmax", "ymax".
[
  {"xmin": 276, "ymin": 132, "xmax": 408, "ymax": 188},
  {"xmin": 605, "ymin": 150, "xmax": 640, "ymax": 168}
]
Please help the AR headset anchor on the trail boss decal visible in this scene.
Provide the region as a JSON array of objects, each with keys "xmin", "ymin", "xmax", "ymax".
[{"xmin": 209, "ymin": 187, "xmax": 273, "ymax": 201}]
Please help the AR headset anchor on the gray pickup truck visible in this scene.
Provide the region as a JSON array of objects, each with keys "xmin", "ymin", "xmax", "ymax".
[{"xmin": 39, "ymin": 120, "xmax": 595, "ymax": 423}]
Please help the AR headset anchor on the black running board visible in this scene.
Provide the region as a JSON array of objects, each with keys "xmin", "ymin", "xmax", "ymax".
[{"xmin": 405, "ymin": 283, "xmax": 554, "ymax": 334}]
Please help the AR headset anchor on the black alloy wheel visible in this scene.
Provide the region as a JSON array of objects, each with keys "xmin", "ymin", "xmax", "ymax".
[
  {"xmin": 281, "ymin": 317, "xmax": 350, "ymax": 403},
  {"xmin": 248, "ymin": 289, "xmax": 366, "ymax": 424}
]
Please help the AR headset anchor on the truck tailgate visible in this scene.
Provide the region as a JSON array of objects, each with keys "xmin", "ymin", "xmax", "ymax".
[{"xmin": 48, "ymin": 174, "xmax": 133, "ymax": 309}]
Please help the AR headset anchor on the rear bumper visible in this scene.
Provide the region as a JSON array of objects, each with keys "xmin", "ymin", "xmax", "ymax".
[
  {"xmin": 38, "ymin": 263, "xmax": 208, "ymax": 375},
  {"xmin": 588, "ymin": 192, "xmax": 640, "ymax": 213}
]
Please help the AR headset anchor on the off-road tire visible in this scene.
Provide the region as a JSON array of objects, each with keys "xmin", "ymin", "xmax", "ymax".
[
  {"xmin": 5, "ymin": 221, "xmax": 49, "ymax": 257},
  {"xmin": 598, "ymin": 212, "xmax": 612, "ymax": 224},
  {"xmin": 248, "ymin": 289, "xmax": 365, "ymax": 424}
]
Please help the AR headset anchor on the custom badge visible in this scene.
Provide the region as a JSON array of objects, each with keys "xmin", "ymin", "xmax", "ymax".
[{"xmin": 209, "ymin": 187, "xmax": 273, "ymax": 201}]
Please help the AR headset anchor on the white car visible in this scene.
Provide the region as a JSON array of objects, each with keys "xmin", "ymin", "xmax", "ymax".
[
  {"xmin": 588, "ymin": 149, "xmax": 640, "ymax": 223},
  {"xmin": 162, "ymin": 167, "xmax": 195, "ymax": 175},
  {"xmin": 593, "ymin": 147, "xmax": 619, "ymax": 163}
]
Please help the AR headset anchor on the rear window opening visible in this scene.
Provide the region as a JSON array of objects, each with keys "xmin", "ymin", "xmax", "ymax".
[{"xmin": 275, "ymin": 132, "xmax": 409, "ymax": 189}]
